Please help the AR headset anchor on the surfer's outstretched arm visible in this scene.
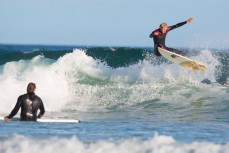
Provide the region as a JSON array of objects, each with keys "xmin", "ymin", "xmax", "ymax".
[{"xmin": 169, "ymin": 17, "xmax": 193, "ymax": 31}]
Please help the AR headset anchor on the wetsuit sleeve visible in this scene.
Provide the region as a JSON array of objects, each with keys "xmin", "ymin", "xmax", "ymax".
[
  {"xmin": 7, "ymin": 96, "xmax": 23, "ymax": 119},
  {"xmin": 149, "ymin": 31, "xmax": 154, "ymax": 38},
  {"xmin": 168, "ymin": 21, "xmax": 187, "ymax": 31},
  {"xmin": 37, "ymin": 99, "xmax": 45, "ymax": 118},
  {"xmin": 149, "ymin": 29, "xmax": 159, "ymax": 38}
]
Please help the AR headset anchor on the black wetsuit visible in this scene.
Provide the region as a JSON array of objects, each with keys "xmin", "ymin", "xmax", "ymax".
[
  {"xmin": 6, "ymin": 93, "xmax": 45, "ymax": 121},
  {"xmin": 149, "ymin": 21, "xmax": 187, "ymax": 56}
]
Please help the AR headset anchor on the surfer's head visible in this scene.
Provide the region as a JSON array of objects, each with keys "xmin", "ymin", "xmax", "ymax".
[
  {"xmin": 160, "ymin": 22, "xmax": 168, "ymax": 33},
  {"xmin": 27, "ymin": 82, "xmax": 36, "ymax": 93}
]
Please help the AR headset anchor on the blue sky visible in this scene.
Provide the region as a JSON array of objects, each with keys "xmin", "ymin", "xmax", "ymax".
[{"xmin": 0, "ymin": 0, "xmax": 228, "ymax": 48}]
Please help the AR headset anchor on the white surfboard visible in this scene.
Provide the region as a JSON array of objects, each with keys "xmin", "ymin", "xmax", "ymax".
[
  {"xmin": 0, "ymin": 116, "xmax": 80, "ymax": 123},
  {"xmin": 158, "ymin": 47, "xmax": 206, "ymax": 72}
]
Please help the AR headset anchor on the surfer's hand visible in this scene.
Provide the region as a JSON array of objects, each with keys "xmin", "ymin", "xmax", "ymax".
[
  {"xmin": 4, "ymin": 116, "xmax": 10, "ymax": 121},
  {"xmin": 187, "ymin": 17, "xmax": 193, "ymax": 23}
]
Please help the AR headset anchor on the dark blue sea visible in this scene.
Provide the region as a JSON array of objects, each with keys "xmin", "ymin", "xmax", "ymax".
[{"xmin": 0, "ymin": 44, "xmax": 229, "ymax": 153}]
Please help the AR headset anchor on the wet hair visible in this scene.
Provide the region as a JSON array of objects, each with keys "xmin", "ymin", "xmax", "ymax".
[
  {"xmin": 27, "ymin": 82, "xmax": 36, "ymax": 93},
  {"xmin": 160, "ymin": 22, "xmax": 168, "ymax": 29}
]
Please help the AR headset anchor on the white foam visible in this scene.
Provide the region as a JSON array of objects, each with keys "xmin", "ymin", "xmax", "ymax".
[
  {"xmin": 0, "ymin": 49, "xmax": 225, "ymax": 114},
  {"xmin": 0, "ymin": 133, "xmax": 228, "ymax": 153}
]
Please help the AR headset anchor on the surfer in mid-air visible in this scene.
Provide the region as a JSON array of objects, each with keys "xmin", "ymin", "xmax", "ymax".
[
  {"xmin": 149, "ymin": 17, "xmax": 193, "ymax": 56},
  {"xmin": 4, "ymin": 82, "xmax": 45, "ymax": 121}
]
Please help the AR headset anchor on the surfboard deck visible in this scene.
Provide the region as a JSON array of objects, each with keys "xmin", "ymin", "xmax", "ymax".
[
  {"xmin": 0, "ymin": 116, "xmax": 80, "ymax": 123},
  {"xmin": 158, "ymin": 47, "xmax": 206, "ymax": 72}
]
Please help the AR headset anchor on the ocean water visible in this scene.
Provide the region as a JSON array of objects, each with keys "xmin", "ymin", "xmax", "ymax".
[{"xmin": 0, "ymin": 44, "xmax": 229, "ymax": 153}]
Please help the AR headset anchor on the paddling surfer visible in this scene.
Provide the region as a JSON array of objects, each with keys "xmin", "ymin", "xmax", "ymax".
[
  {"xmin": 149, "ymin": 17, "xmax": 193, "ymax": 56},
  {"xmin": 4, "ymin": 82, "xmax": 45, "ymax": 121}
]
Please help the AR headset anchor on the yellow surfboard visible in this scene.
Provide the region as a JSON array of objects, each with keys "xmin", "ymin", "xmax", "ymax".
[{"xmin": 158, "ymin": 47, "xmax": 206, "ymax": 72}]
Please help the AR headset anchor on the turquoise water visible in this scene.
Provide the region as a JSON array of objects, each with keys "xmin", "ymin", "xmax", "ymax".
[{"xmin": 0, "ymin": 45, "xmax": 229, "ymax": 153}]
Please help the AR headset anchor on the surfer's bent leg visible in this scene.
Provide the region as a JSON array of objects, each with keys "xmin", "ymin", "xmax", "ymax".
[{"xmin": 154, "ymin": 45, "xmax": 162, "ymax": 56}]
